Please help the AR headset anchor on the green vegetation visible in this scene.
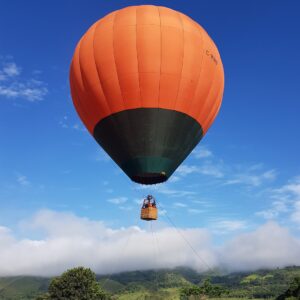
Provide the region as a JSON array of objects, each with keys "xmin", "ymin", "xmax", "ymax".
[
  {"xmin": 240, "ymin": 274, "xmax": 261, "ymax": 284},
  {"xmin": 0, "ymin": 266, "xmax": 299, "ymax": 299},
  {"xmin": 180, "ymin": 279, "xmax": 229, "ymax": 299},
  {"xmin": 36, "ymin": 267, "xmax": 109, "ymax": 300},
  {"xmin": 276, "ymin": 276, "xmax": 300, "ymax": 300},
  {"xmin": 0, "ymin": 277, "xmax": 50, "ymax": 300}
]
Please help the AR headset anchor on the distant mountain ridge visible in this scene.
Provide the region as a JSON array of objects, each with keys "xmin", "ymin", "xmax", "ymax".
[{"xmin": 0, "ymin": 266, "xmax": 299, "ymax": 299}]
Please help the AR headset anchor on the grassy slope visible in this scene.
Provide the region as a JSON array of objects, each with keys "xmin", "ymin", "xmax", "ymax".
[
  {"xmin": 215, "ymin": 267, "xmax": 300, "ymax": 298},
  {"xmin": 99, "ymin": 278, "xmax": 126, "ymax": 294},
  {"xmin": 0, "ymin": 277, "xmax": 49, "ymax": 300},
  {"xmin": 115, "ymin": 288, "xmax": 180, "ymax": 300}
]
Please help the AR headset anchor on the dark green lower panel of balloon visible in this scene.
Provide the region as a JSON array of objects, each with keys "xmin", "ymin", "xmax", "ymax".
[{"xmin": 93, "ymin": 108, "xmax": 203, "ymax": 184}]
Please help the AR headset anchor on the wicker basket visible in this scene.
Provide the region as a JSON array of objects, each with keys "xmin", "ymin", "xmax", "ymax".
[{"xmin": 140, "ymin": 207, "xmax": 158, "ymax": 221}]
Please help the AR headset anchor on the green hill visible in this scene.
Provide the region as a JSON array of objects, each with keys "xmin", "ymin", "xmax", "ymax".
[
  {"xmin": 99, "ymin": 278, "xmax": 125, "ymax": 294},
  {"xmin": 0, "ymin": 276, "xmax": 49, "ymax": 300},
  {"xmin": 0, "ymin": 266, "xmax": 299, "ymax": 299},
  {"xmin": 93, "ymin": 266, "xmax": 300, "ymax": 299}
]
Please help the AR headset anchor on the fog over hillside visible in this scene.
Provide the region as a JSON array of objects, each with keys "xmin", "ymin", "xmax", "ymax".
[{"xmin": 0, "ymin": 209, "xmax": 299, "ymax": 276}]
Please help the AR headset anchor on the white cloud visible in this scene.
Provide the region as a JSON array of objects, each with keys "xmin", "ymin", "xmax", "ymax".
[
  {"xmin": 275, "ymin": 177, "xmax": 300, "ymax": 197},
  {"xmin": 198, "ymin": 163, "xmax": 224, "ymax": 178},
  {"xmin": 182, "ymin": 146, "xmax": 276, "ymax": 188},
  {"xmin": 256, "ymin": 177, "xmax": 300, "ymax": 224},
  {"xmin": 107, "ymin": 197, "xmax": 128, "ymax": 205},
  {"xmin": 193, "ymin": 146, "xmax": 213, "ymax": 159},
  {"xmin": 263, "ymin": 170, "xmax": 277, "ymax": 180},
  {"xmin": 0, "ymin": 211, "xmax": 299, "ymax": 276},
  {"xmin": 256, "ymin": 200, "xmax": 288, "ymax": 219},
  {"xmin": 0, "ymin": 210, "xmax": 215, "ymax": 276},
  {"xmin": 59, "ymin": 115, "xmax": 86, "ymax": 132},
  {"xmin": 168, "ymin": 175, "xmax": 180, "ymax": 183},
  {"xmin": 188, "ymin": 208, "xmax": 205, "ymax": 214},
  {"xmin": 192, "ymin": 200, "xmax": 214, "ymax": 208},
  {"xmin": 278, "ymin": 178, "xmax": 300, "ymax": 225},
  {"xmin": 176, "ymin": 165, "xmax": 199, "ymax": 176},
  {"xmin": 176, "ymin": 163, "xmax": 223, "ymax": 179},
  {"xmin": 156, "ymin": 185, "xmax": 196, "ymax": 198},
  {"xmin": 17, "ymin": 175, "xmax": 30, "ymax": 186},
  {"xmin": 175, "ymin": 148, "xmax": 275, "ymax": 187},
  {"xmin": 0, "ymin": 82, "xmax": 48, "ymax": 101},
  {"xmin": 0, "ymin": 226, "xmax": 11, "ymax": 235},
  {"xmin": 0, "ymin": 57, "xmax": 47, "ymax": 102},
  {"xmin": 291, "ymin": 201, "xmax": 300, "ymax": 224},
  {"xmin": 59, "ymin": 115, "xmax": 69, "ymax": 128},
  {"xmin": 158, "ymin": 209, "xmax": 167, "ymax": 216},
  {"xmin": 72, "ymin": 123, "xmax": 86, "ymax": 131},
  {"xmin": 119, "ymin": 206, "xmax": 133, "ymax": 211},
  {"xmin": 220, "ymin": 222, "xmax": 300, "ymax": 271},
  {"xmin": 224, "ymin": 169, "xmax": 277, "ymax": 187},
  {"xmin": 3, "ymin": 62, "xmax": 21, "ymax": 77},
  {"xmin": 133, "ymin": 198, "xmax": 143, "ymax": 205},
  {"xmin": 212, "ymin": 220, "xmax": 247, "ymax": 233},
  {"xmin": 174, "ymin": 202, "xmax": 187, "ymax": 208}
]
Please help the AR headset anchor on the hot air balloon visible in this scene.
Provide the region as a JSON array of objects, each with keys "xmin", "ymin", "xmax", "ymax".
[{"xmin": 70, "ymin": 5, "xmax": 224, "ymax": 185}]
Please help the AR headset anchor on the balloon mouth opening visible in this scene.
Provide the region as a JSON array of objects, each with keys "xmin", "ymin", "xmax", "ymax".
[{"xmin": 131, "ymin": 173, "xmax": 168, "ymax": 185}]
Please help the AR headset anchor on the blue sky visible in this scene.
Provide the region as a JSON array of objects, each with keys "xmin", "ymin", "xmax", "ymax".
[{"xmin": 0, "ymin": 0, "xmax": 300, "ymax": 275}]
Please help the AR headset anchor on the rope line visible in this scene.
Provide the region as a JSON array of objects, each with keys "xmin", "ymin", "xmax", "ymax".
[
  {"xmin": 101, "ymin": 228, "xmax": 134, "ymax": 291},
  {"xmin": 101, "ymin": 195, "xmax": 140, "ymax": 291},
  {"xmin": 156, "ymin": 201, "xmax": 214, "ymax": 273},
  {"xmin": 150, "ymin": 220, "xmax": 160, "ymax": 292},
  {"xmin": 158, "ymin": 201, "xmax": 272, "ymax": 296}
]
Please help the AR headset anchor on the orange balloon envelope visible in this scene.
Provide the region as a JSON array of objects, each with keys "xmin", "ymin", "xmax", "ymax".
[{"xmin": 70, "ymin": 5, "xmax": 224, "ymax": 184}]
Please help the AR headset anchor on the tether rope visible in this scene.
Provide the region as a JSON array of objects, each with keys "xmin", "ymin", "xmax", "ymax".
[
  {"xmin": 150, "ymin": 220, "xmax": 160, "ymax": 292},
  {"xmin": 101, "ymin": 199, "xmax": 139, "ymax": 291},
  {"xmin": 156, "ymin": 201, "xmax": 214, "ymax": 273}
]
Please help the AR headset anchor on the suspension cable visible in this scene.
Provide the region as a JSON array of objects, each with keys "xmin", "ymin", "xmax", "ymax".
[
  {"xmin": 156, "ymin": 201, "xmax": 214, "ymax": 274},
  {"xmin": 101, "ymin": 201, "xmax": 140, "ymax": 291},
  {"xmin": 150, "ymin": 220, "xmax": 160, "ymax": 292}
]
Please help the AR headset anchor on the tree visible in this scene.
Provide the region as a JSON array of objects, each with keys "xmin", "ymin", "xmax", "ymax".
[
  {"xmin": 36, "ymin": 267, "xmax": 109, "ymax": 300},
  {"xmin": 180, "ymin": 278, "xmax": 228, "ymax": 299},
  {"xmin": 276, "ymin": 277, "xmax": 300, "ymax": 300}
]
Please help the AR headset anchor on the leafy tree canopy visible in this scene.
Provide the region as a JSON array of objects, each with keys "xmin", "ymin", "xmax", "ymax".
[
  {"xmin": 276, "ymin": 276, "xmax": 300, "ymax": 300},
  {"xmin": 180, "ymin": 278, "xmax": 228, "ymax": 299},
  {"xmin": 36, "ymin": 267, "xmax": 109, "ymax": 300}
]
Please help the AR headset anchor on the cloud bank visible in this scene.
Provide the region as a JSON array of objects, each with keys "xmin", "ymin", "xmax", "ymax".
[{"xmin": 0, "ymin": 210, "xmax": 299, "ymax": 276}]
